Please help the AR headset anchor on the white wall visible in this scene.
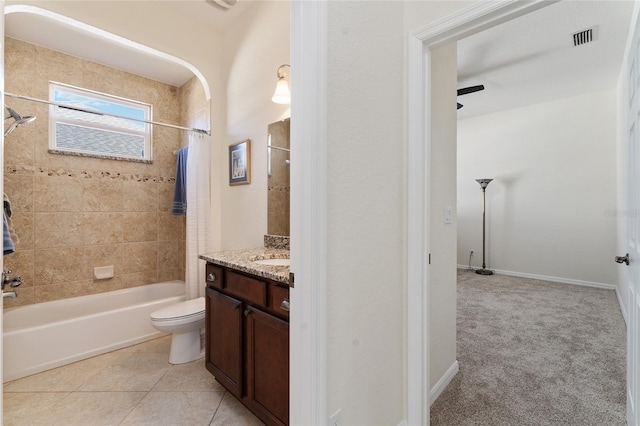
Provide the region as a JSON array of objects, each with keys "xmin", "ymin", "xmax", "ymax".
[
  {"xmin": 457, "ymin": 90, "xmax": 618, "ymax": 286},
  {"xmin": 325, "ymin": 2, "xmax": 405, "ymax": 423},
  {"xmin": 220, "ymin": 1, "xmax": 290, "ymax": 250},
  {"xmin": 321, "ymin": 1, "xmax": 469, "ymax": 422},
  {"xmin": 428, "ymin": 43, "xmax": 458, "ymax": 392}
]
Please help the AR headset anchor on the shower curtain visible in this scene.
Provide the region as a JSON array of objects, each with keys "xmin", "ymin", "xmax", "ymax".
[{"xmin": 185, "ymin": 133, "xmax": 213, "ymax": 300}]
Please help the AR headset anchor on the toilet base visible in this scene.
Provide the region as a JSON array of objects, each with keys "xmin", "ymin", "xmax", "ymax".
[{"xmin": 168, "ymin": 329, "xmax": 204, "ymax": 364}]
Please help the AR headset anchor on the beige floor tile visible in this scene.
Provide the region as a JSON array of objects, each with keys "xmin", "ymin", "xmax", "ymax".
[
  {"xmin": 3, "ymin": 392, "xmax": 69, "ymax": 426},
  {"xmin": 153, "ymin": 357, "xmax": 225, "ymax": 392},
  {"xmin": 120, "ymin": 391, "xmax": 225, "ymax": 426},
  {"xmin": 118, "ymin": 335, "xmax": 172, "ymax": 356},
  {"xmin": 26, "ymin": 391, "xmax": 146, "ymax": 426},
  {"xmin": 78, "ymin": 352, "xmax": 171, "ymax": 392},
  {"xmin": 4, "ymin": 356, "xmax": 108, "ymax": 392},
  {"xmin": 210, "ymin": 392, "xmax": 265, "ymax": 426},
  {"xmin": 3, "ymin": 338, "xmax": 253, "ymax": 426}
]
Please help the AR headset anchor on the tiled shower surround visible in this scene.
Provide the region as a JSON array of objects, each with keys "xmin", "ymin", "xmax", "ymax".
[{"xmin": 3, "ymin": 37, "xmax": 208, "ymax": 307}]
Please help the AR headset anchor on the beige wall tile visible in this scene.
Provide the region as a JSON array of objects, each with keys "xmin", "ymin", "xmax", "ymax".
[
  {"xmin": 3, "ymin": 286, "xmax": 34, "ymax": 308},
  {"xmin": 3, "ymin": 249, "xmax": 34, "ymax": 288},
  {"xmin": 34, "ymin": 247, "xmax": 85, "ymax": 285},
  {"xmin": 34, "ymin": 212, "xmax": 83, "ymax": 248},
  {"xmin": 123, "ymin": 181, "xmax": 157, "ymax": 212},
  {"xmin": 35, "ymin": 280, "xmax": 93, "ymax": 303},
  {"xmin": 122, "ymin": 242, "xmax": 158, "ymax": 274},
  {"xmin": 120, "ymin": 270, "xmax": 159, "ymax": 288},
  {"xmin": 5, "ymin": 38, "xmax": 37, "ymax": 95},
  {"xmin": 4, "ymin": 128, "xmax": 36, "ymax": 167},
  {"xmin": 158, "ymin": 183, "xmax": 176, "ymax": 213},
  {"xmin": 34, "ymin": 176, "xmax": 84, "ymax": 212},
  {"xmin": 157, "ymin": 268, "xmax": 184, "ymax": 283},
  {"xmin": 35, "ymin": 45, "xmax": 84, "ymax": 92},
  {"xmin": 83, "ymin": 179, "xmax": 123, "ymax": 212},
  {"xmin": 4, "ymin": 174, "xmax": 34, "ymax": 212},
  {"xmin": 88, "ymin": 276, "xmax": 123, "ymax": 294},
  {"xmin": 83, "ymin": 212, "xmax": 124, "ymax": 245},
  {"xmin": 83, "ymin": 62, "xmax": 125, "ymax": 95},
  {"xmin": 123, "ymin": 212, "xmax": 158, "ymax": 242},
  {"xmin": 158, "ymin": 213, "xmax": 184, "ymax": 241},
  {"xmin": 154, "ymin": 127, "xmax": 181, "ymax": 178},
  {"xmin": 83, "ymin": 243, "xmax": 123, "ymax": 280},
  {"xmin": 5, "ymin": 38, "xmax": 191, "ymax": 307},
  {"xmin": 157, "ymin": 240, "xmax": 182, "ymax": 270},
  {"xmin": 11, "ymin": 213, "xmax": 34, "ymax": 250}
]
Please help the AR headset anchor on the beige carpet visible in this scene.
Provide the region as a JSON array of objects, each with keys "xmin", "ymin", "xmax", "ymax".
[{"xmin": 430, "ymin": 270, "xmax": 626, "ymax": 425}]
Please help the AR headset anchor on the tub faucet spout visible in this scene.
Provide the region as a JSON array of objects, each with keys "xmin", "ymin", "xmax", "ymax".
[
  {"xmin": 3, "ymin": 291, "xmax": 17, "ymax": 299},
  {"xmin": 2, "ymin": 269, "xmax": 22, "ymax": 290}
]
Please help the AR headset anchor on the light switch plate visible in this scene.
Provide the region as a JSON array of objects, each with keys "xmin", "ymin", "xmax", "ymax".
[{"xmin": 444, "ymin": 206, "xmax": 452, "ymax": 224}]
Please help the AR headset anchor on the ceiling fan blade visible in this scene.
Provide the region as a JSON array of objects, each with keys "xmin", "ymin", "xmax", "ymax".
[
  {"xmin": 457, "ymin": 102, "xmax": 463, "ymax": 110},
  {"xmin": 457, "ymin": 85, "xmax": 485, "ymax": 96}
]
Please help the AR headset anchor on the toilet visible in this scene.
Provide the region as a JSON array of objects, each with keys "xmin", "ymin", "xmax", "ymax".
[{"xmin": 150, "ymin": 297, "xmax": 206, "ymax": 364}]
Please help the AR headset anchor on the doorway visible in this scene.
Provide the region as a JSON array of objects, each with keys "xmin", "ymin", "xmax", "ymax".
[{"xmin": 408, "ymin": 0, "xmax": 634, "ymax": 423}]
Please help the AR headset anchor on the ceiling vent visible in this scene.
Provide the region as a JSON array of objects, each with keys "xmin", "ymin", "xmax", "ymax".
[{"xmin": 572, "ymin": 26, "xmax": 598, "ymax": 47}]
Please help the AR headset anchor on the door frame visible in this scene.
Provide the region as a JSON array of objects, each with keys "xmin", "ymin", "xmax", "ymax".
[{"xmin": 406, "ymin": 1, "xmax": 554, "ymax": 423}]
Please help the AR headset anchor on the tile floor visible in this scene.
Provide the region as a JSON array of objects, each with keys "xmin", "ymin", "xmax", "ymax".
[{"xmin": 3, "ymin": 336, "xmax": 265, "ymax": 426}]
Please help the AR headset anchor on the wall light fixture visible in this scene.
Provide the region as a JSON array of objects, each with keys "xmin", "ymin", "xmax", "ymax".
[{"xmin": 271, "ymin": 64, "xmax": 291, "ymax": 104}]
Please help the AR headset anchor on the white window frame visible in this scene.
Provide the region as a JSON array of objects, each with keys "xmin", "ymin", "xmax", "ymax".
[{"xmin": 48, "ymin": 82, "xmax": 153, "ymax": 162}]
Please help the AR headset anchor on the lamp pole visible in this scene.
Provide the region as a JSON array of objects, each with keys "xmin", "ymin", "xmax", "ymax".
[{"xmin": 475, "ymin": 179, "xmax": 494, "ymax": 275}]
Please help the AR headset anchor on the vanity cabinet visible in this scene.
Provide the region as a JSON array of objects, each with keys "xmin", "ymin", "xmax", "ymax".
[{"xmin": 205, "ymin": 263, "xmax": 289, "ymax": 426}]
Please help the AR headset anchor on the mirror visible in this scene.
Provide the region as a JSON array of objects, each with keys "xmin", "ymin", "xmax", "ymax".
[{"xmin": 267, "ymin": 118, "xmax": 290, "ymax": 236}]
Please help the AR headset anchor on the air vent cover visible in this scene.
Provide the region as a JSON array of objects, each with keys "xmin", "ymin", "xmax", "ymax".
[{"xmin": 572, "ymin": 26, "xmax": 598, "ymax": 46}]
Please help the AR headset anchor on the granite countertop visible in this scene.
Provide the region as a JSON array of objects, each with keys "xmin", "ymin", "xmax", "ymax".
[{"xmin": 199, "ymin": 247, "xmax": 290, "ymax": 285}]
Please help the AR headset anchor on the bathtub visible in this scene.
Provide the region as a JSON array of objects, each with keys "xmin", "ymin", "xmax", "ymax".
[{"xmin": 3, "ymin": 280, "xmax": 185, "ymax": 382}]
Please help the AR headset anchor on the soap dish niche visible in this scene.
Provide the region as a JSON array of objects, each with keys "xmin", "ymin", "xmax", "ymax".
[{"xmin": 94, "ymin": 266, "xmax": 114, "ymax": 280}]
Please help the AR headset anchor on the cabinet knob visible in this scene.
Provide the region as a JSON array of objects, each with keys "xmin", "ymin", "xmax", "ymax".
[
  {"xmin": 280, "ymin": 298, "xmax": 290, "ymax": 312},
  {"xmin": 208, "ymin": 272, "xmax": 216, "ymax": 282}
]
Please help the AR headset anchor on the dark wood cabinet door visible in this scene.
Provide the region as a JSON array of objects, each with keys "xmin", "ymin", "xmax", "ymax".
[
  {"xmin": 246, "ymin": 306, "xmax": 289, "ymax": 426},
  {"xmin": 206, "ymin": 288, "xmax": 243, "ymax": 398}
]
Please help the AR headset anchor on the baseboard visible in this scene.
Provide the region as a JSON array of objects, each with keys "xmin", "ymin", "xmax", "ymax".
[
  {"xmin": 615, "ymin": 286, "xmax": 628, "ymax": 326},
  {"xmin": 430, "ymin": 360, "xmax": 459, "ymax": 405},
  {"xmin": 456, "ymin": 265, "xmax": 616, "ymax": 290}
]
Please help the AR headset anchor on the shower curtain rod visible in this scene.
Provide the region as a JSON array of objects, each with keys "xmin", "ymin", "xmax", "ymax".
[{"xmin": 5, "ymin": 92, "xmax": 211, "ymax": 136}]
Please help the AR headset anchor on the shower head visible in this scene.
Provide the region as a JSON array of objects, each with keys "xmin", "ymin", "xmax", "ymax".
[{"xmin": 4, "ymin": 105, "xmax": 36, "ymax": 138}]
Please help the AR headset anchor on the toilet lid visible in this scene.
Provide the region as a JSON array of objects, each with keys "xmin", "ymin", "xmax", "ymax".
[{"xmin": 151, "ymin": 297, "xmax": 205, "ymax": 321}]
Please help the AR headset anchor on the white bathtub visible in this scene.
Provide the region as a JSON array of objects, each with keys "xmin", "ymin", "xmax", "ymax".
[{"xmin": 3, "ymin": 280, "xmax": 185, "ymax": 382}]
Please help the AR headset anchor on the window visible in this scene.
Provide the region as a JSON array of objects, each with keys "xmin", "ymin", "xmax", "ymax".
[{"xmin": 49, "ymin": 82, "xmax": 153, "ymax": 162}]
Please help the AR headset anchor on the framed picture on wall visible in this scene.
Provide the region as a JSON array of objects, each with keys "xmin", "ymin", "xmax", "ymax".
[{"xmin": 229, "ymin": 139, "xmax": 251, "ymax": 185}]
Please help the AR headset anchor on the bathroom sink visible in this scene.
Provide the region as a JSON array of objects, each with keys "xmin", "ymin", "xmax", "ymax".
[{"xmin": 252, "ymin": 258, "xmax": 290, "ymax": 266}]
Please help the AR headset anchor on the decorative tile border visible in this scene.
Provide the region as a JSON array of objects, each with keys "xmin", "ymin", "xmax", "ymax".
[{"xmin": 5, "ymin": 164, "xmax": 175, "ymax": 183}]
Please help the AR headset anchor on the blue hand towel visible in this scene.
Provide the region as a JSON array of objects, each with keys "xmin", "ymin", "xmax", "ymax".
[
  {"xmin": 172, "ymin": 146, "xmax": 188, "ymax": 215},
  {"xmin": 3, "ymin": 211, "xmax": 15, "ymax": 255}
]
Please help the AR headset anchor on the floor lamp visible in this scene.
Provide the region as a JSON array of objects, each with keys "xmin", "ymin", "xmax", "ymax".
[{"xmin": 476, "ymin": 178, "xmax": 494, "ymax": 275}]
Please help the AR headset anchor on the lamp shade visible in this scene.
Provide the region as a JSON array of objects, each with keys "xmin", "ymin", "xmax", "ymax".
[
  {"xmin": 476, "ymin": 178, "xmax": 493, "ymax": 189},
  {"xmin": 272, "ymin": 79, "xmax": 291, "ymax": 104}
]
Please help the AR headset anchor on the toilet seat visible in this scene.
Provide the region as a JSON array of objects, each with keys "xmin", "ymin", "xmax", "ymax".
[{"xmin": 151, "ymin": 297, "xmax": 205, "ymax": 322}]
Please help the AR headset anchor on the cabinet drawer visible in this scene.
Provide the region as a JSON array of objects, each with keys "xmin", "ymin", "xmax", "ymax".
[
  {"xmin": 206, "ymin": 264, "xmax": 224, "ymax": 289},
  {"xmin": 269, "ymin": 285, "xmax": 290, "ymax": 319},
  {"xmin": 225, "ymin": 270, "xmax": 267, "ymax": 307}
]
